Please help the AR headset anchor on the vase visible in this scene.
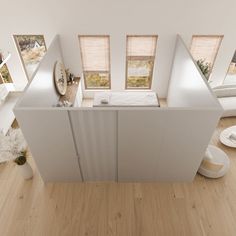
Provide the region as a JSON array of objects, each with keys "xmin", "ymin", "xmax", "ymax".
[{"xmin": 18, "ymin": 161, "xmax": 33, "ymax": 180}]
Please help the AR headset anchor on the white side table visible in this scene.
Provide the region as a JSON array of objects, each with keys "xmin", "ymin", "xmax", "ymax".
[
  {"xmin": 220, "ymin": 125, "xmax": 236, "ymax": 148},
  {"xmin": 198, "ymin": 145, "xmax": 230, "ymax": 178}
]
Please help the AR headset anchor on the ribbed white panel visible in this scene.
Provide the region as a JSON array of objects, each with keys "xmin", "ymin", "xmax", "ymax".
[{"xmin": 70, "ymin": 110, "xmax": 117, "ymax": 181}]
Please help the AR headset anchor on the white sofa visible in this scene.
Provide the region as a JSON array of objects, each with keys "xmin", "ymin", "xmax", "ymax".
[{"xmin": 213, "ymin": 84, "xmax": 236, "ymax": 117}]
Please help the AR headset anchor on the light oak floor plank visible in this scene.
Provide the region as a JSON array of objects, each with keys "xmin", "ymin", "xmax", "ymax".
[{"xmin": 0, "ymin": 117, "xmax": 236, "ymax": 236}]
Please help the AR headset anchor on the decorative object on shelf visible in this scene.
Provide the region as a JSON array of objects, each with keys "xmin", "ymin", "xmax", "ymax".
[
  {"xmin": 220, "ymin": 125, "xmax": 236, "ymax": 148},
  {"xmin": 69, "ymin": 73, "xmax": 75, "ymax": 84},
  {"xmin": 65, "ymin": 68, "xmax": 75, "ymax": 84},
  {"xmin": 65, "ymin": 68, "xmax": 70, "ymax": 83},
  {"xmin": 0, "ymin": 50, "xmax": 3, "ymax": 64},
  {"xmin": 196, "ymin": 59, "xmax": 211, "ymax": 80},
  {"xmin": 53, "ymin": 61, "xmax": 67, "ymax": 95},
  {"xmin": 54, "ymin": 100, "xmax": 73, "ymax": 107},
  {"xmin": 198, "ymin": 145, "xmax": 230, "ymax": 178},
  {"xmin": 58, "ymin": 77, "xmax": 80, "ymax": 107},
  {"xmin": 0, "ymin": 128, "xmax": 33, "ymax": 180}
]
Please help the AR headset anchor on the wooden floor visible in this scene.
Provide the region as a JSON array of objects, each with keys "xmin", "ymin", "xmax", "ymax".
[{"xmin": 0, "ymin": 118, "xmax": 236, "ymax": 236}]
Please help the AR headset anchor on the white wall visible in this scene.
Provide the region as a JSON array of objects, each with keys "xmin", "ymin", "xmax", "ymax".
[
  {"xmin": 14, "ymin": 109, "xmax": 82, "ymax": 182},
  {"xmin": 1, "ymin": 0, "xmax": 235, "ymax": 96},
  {"xmin": 18, "ymin": 35, "xmax": 62, "ymax": 107},
  {"xmin": 118, "ymin": 109, "xmax": 221, "ymax": 181},
  {"xmin": 167, "ymin": 36, "xmax": 221, "ymax": 108},
  {"xmin": 13, "ymin": 8, "xmax": 224, "ymax": 182}
]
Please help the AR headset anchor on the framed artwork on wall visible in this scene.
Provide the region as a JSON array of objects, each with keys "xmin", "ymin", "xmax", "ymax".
[{"xmin": 14, "ymin": 35, "xmax": 47, "ymax": 80}]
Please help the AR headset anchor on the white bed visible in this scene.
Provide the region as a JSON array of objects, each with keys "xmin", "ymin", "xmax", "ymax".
[{"xmin": 93, "ymin": 92, "xmax": 160, "ymax": 107}]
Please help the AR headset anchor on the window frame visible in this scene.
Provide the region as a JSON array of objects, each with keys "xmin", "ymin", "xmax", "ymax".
[
  {"xmin": 190, "ymin": 35, "xmax": 223, "ymax": 76},
  {"xmin": 78, "ymin": 35, "xmax": 111, "ymax": 90},
  {"xmin": 0, "ymin": 64, "xmax": 13, "ymax": 84},
  {"xmin": 13, "ymin": 35, "xmax": 47, "ymax": 81},
  {"xmin": 125, "ymin": 35, "xmax": 158, "ymax": 90},
  {"xmin": 223, "ymin": 50, "xmax": 236, "ymax": 84}
]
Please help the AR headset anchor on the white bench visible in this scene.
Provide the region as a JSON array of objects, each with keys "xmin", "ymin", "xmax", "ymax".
[{"xmin": 93, "ymin": 92, "xmax": 160, "ymax": 107}]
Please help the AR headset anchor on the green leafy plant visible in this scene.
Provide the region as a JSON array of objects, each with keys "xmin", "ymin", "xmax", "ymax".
[{"xmin": 196, "ymin": 59, "xmax": 211, "ymax": 80}]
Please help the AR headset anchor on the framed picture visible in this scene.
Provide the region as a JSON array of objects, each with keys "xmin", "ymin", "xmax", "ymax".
[
  {"xmin": 14, "ymin": 35, "xmax": 47, "ymax": 80},
  {"xmin": 0, "ymin": 64, "xmax": 13, "ymax": 84}
]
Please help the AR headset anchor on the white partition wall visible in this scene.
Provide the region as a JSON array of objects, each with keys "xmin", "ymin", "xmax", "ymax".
[
  {"xmin": 14, "ymin": 35, "xmax": 82, "ymax": 182},
  {"xmin": 17, "ymin": 35, "xmax": 62, "ymax": 108},
  {"xmin": 118, "ymin": 109, "xmax": 221, "ymax": 181},
  {"xmin": 14, "ymin": 109, "xmax": 82, "ymax": 181},
  {"xmin": 14, "ymin": 35, "xmax": 223, "ymax": 182},
  {"xmin": 167, "ymin": 36, "xmax": 220, "ymax": 108},
  {"xmin": 118, "ymin": 36, "xmax": 222, "ymax": 181}
]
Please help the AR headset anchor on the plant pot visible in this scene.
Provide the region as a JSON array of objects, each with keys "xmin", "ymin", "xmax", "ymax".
[{"xmin": 18, "ymin": 161, "xmax": 33, "ymax": 180}]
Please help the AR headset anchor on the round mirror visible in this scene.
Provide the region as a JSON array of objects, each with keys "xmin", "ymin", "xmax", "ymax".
[{"xmin": 54, "ymin": 61, "xmax": 67, "ymax": 95}]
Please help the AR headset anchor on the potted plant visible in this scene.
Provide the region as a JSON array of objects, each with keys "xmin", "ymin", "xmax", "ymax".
[
  {"xmin": 0, "ymin": 128, "xmax": 33, "ymax": 180},
  {"xmin": 196, "ymin": 59, "xmax": 211, "ymax": 81}
]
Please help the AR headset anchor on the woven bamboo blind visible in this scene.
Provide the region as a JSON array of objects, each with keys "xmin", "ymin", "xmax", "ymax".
[
  {"xmin": 127, "ymin": 36, "xmax": 157, "ymax": 57},
  {"xmin": 190, "ymin": 35, "xmax": 223, "ymax": 66},
  {"xmin": 79, "ymin": 36, "xmax": 110, "ymax": 71}
]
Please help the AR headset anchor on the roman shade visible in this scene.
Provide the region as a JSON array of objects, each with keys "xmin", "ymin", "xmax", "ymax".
[
  {"xmin": 190, "ymin": 35, "xmax": 223, "ymax": 66},
  {"xmin": 79, "ymin": 36, "xmax": 110, "ymax": 71},
  {"xmin": 127, "ymin": 36, "xmax": 157, "ymax": 57}
]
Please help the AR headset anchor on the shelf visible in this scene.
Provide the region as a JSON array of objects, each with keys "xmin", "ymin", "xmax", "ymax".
[
  {"xmin": 0, "ymin": 91, "xmax": 22, "ymax": 135},
  {"xmin": 0, "ymin": 53, "xmax": 11, "ymax": 70}
]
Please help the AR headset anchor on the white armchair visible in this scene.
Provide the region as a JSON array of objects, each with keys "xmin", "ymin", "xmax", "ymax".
[{"xmin": 213, "ymin": 84, "xmax": 236, "ymax": 117}]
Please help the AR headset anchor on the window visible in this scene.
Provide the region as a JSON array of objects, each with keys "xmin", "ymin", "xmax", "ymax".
[
  {"xmin": 79, "ymin": 36, "xmax": 110, "ymax": 89},
  {"xmin": 14, "ymin": 35, "xmax": 47, "ymax": 80},
  {"xmin": 0, "ymin": 64, "xmax": 13, "ymax": 84},
  {"xmin": 224, "ymin": 50, "xmax": 236, "ymax": 85},
  {"xmin": 190, "ymin": 35, "xmax": 223, "ymax": 79},
  {"xmin": 126, "ymin": 35, "xmax": 158, "ymax": 89}
]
